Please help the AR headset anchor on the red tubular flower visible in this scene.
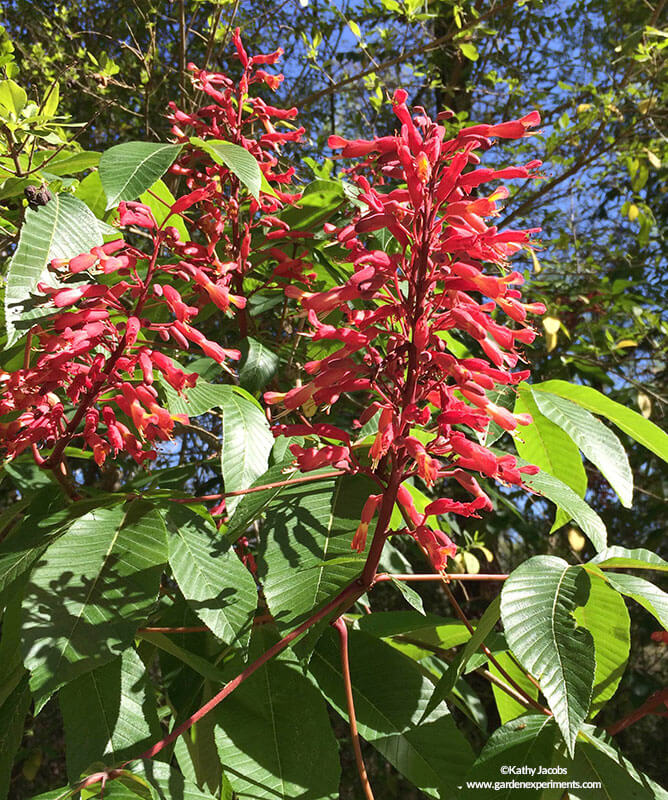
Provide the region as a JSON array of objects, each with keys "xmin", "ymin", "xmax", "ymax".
[
  {"xmin": 411, "ymin": 526, "xmax": 457, "ymax": 571},
  {"xmin": 352, "ymin": 495, "xmax": 382, "ymax": 553},
  {"xmin": 118, "ymin": 202, "xmax": 157, "ymax": 229},
  {"xmin": 269, "ymin": 93, "xmax": 543, "ymax": 568},
  {"xmin": 289, "ymin": 444, "xmax": 352, "ymax": 472}
]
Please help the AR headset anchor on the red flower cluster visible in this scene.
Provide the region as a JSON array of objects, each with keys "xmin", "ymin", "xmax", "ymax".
[
  {"xmin": 0, "ymin": 32, "xmax": 304, "ymax": 471},
  {"xmin": 266, "ymin": 92, "xmax": 544, "ymax": 571},
  {"xmin": 0, "ymin": 203, "xmax": 240, "ymax": 466},
  {"xmin": 166, "ymin": 28, "xmax": 314, "ymax": 321}
]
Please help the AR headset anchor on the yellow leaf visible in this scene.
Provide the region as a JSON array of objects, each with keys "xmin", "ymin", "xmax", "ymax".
[
  {"xmin": 645, "ymin": 148, "xmax": 661, "ymax": 169},
  {"xmin": 542, "ymin": 316, "xmax": 561, "ymax": 334},
  {"xmin": 628, "ymin": 203, "xmax": 639, "ymax": 221},
  {"xmin": 461, "ymin": 551, "xmax": 480, "ymax": 574},
  {"xmin": 637, "ymin": 391, "xmax": 652, "ymax": 419},
  {"xmin": 615, "ymin": 339, "xmax": 637, "ymax": 349},
  {"xmin": 543, "ymin": 316, "xmax": 560, "ymax": 352},
  {"xmin": 577, "ymin": 103, "xmax": 592, "ymax": 113},
  {"xmin": 528, "ymin": 247, "xmax": 541, "ymax": 273},
  {"xmin": 638, "ymin": 97, "xmax": 656, "ymax": 114},
  {"xmin": 474, "ymin": 545, "xmax": 495, "ymax": 563},
  {"xmin": 567, "ymin": 527, "xmax": 586, "ymax": 552}
]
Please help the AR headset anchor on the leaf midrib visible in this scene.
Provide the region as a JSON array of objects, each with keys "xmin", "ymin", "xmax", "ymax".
[
  {"xmin": 549, "ymin": 566, "xmax": 573, "ymax": 736},
  {"xmin": 312, "ymin": 477, "xmax": 344, "ymax": 609},
  {"xmin": 262, "ymin": 664, "xmax": 287, "ymax": 798}
]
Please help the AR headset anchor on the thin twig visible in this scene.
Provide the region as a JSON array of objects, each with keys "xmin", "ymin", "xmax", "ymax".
[
  {"xmin": 167, "ymin": 469, "xmax": 346, "ymax": 503},
  {"xmin": 375, "ymin": 572, "xmax": 509, "ymax": 582},
  {"xmin": 607, "ymin": 687, "xmax": 668, "ymax": 735},
  {"xmin": 138, "ymin": 626, "xmax": 208, "ymax": 634},
  {"xmin": 334, "ymin": 618, "xmax": 375, "ymax": 800},
  {"xmin": 398, "ymin": 634, "xmax": 549, "ymax": 712}
]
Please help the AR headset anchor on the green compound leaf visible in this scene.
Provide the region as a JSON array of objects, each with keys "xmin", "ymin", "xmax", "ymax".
[
  {"xmin": 425, "ymin": 594, "xmax": 501, "ymax": 717},
  {"xmin": 489, "ymin": 651, "xmax": 539, "ymax": 724},
  {"xmin": 0, "ymin": 78, "xmax": 27, "ymax": 114},
  {"xmin": 276, "ymin": 179, "xmax": 345, "ymax": 232},
  {"xmin": 508, "ymin": 451, "xmax": 607, "ymax": 552},
  {"xmin": 0, "ymin": 675, "xmax": 31, "ymax": 800},
  {"xmin": 99, "ymin": 141, "xmax": 182, "ymax": 209},
  {"xmin": 0, "ymin": 491, "xmax": 120, "ymax": 602},
  {"xmin": 533, "ymin": 379, "xmax": 668, "ymax": 464},
  {"xmin": 514, "ymin": 386, "xmax": 587, "ymax": 532},
  {"xmin": 21, "ymin": 501, "xmax": 168, "ymax": 710},
  {"xmin": 603, "ymin": 572, "xmax": 668, "ymax": 629},
  {"xmin": 238, "ymin": 337, "xmax": 279, "ymax": 395},
  {"xmin": 389, "ymin": 576, "xmax": 426, "ymax": 615},
  {"xmin": 257, "ymin": 474, "xmax": 376, "ymax": 635},
  {"xmin": 161, "ymin": 378, "xmax": 232, "ymax": 417},
  {"xmin": 588, "ymin": 546, "xmax": 668, "ymax": 572},
  {"xmin": 224, "ymin": 460, "xmax": 300, "ymax": 545},
  {"xmin": 566, "ymin": 727, "xmax": 668, "ymax": 800},
  {"xmin": 220, "ymin": 388, "xmax": 273, "ymax": 514},
  {"xmin": 532, "ymin": 389, "xmax": 633, "ymax": 508},
  {"xmin": 574, "ymin": 571, "xmax": 630, "ymax": 716},
  {"xmin": 190, "ymin": 137, "xmax": 262, "ymax": 199},
  {"xmin": 41, "ymin": 150, "xmax": 101, "ymax": 176},
  {"xmin": 460, "ymin": 714, "xmax": 562, "ymax": 800},
  {"xmin": 501, "ymin": 557, "xmax": 595, "ymax": 756},
  {"xmin": 214, "ymin": 627, "xmax": 340, "ymax": 800},
  {"xmin": 133, "ymin": 759, "xmax": 221, "ymax": 800},
  {"xmin": 139, "ymin": 177, "xmax": 189, "ymax": 241}
]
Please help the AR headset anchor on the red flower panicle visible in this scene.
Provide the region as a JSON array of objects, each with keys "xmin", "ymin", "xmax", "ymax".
[
  {"xmin": 0, "ymin": 32, "xmax": 304, "ymax": 470},
  {"xmin": 166, "ymin": 28, "xmax": 314, "ymax": 320},
  {"xmin": 0, "ymin": 218, "xmax": 223, "ymax": 466},
  {"xmin": 266, "ymin": 92, "xmax": 544, "ymax": 572}
]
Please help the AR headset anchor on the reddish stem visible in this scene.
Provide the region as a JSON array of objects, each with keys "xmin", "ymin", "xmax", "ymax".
[
  {"xmin": 138, "ymin": 626, "xmax": 208, "ymax": 634},
  {"xmin": 607, "ymin": 687, "xmax": 668, "ymax": 735},
  {"xmin": 361, "ymin": 469, "xmax": 402, "ymax": 587},
  {"xmin": 50, "ymin": 460, "xmax": 80, "ymax": 501},
  {"xmin": 125, "ymin": 579, "xmax": 363, "ymax": 765},
  {"xmin": 168, "ymin": 469, "xmax": 347, "ymax": 503},
  {"xmin": 333, "ymin": 617, "xmax": 375, "ymax": 800},
  {"xmin": 375, "ymin": 573, "xmax": 509, "ymax": 582}
]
